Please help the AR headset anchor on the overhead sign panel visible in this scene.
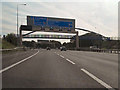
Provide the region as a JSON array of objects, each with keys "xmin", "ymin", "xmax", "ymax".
[{"xmin": 27, "ymin": 16, "xmax": 75, "ymax": 33}]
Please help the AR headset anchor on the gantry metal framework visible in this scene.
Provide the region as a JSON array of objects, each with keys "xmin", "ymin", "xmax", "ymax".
[
  {"xmin": 20, "ymin": 25, "xmax": 100, "ymax": 49},
  {"xmin": 20, "ymin": 25, "xmax": 79, "ymax": 49}
]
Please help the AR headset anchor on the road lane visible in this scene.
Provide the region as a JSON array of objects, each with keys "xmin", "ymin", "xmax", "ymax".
[
  {"xmin": 3, "ymin": 49, "xmax": 104, "ymax": 88},
  {"xmin": 55, "ymin": 50, "xmax": 118, "ymax": 88},
  {"xmin": 2, "ymin": 49, "xmax": 38, "ymax": 68},
  {"xmin": 1, "ymin": 50, "xmax": 39, "ymax": 73}
]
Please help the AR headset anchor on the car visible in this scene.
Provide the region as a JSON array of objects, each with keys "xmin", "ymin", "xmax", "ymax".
[
  {"xmin": 90, "ymin": 46, "xmax": 100, "ymax": 52},
  {"xmin": 60, "ymin": 46, "xmax": 66, "ymax": 51},
  {"xmin": 46, "ymin": 47, "xmax": 51, "ymax": 50}
]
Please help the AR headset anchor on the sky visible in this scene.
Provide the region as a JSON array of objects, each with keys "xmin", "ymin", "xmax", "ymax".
[{"xmin": 0, "ymin": 0, "xmax": 119, "ymax": 43}]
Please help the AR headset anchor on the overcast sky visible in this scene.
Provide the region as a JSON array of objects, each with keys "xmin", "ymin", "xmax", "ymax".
[{"xmin": 0, "ymin": 0, "xmax": 119, "ymax": 43}]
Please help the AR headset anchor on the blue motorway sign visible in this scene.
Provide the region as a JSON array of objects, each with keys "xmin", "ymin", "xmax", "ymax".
[
  {"xmin": 47, "ymin": 20, "xmax": 73, "ymax": 28},
  {"xmin": 27, "ymin": 16, "xmax": 75, "ymax": 31},
  {"xmin": 33, "ymin": 17, "xmax": 47, "ymax": 26}
]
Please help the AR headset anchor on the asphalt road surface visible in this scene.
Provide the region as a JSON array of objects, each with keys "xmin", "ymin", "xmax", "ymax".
[{"xmin": 2, "ymin": 49, "xmax": 118, "ymax": 89}]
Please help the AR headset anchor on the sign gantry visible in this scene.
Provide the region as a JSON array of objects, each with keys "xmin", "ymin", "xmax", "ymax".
[{"xmin": 20, "ymin": 16, "xmax": 79, "ymax": 49}]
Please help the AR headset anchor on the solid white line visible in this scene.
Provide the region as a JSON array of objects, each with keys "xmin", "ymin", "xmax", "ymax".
[
  {"xmin": 81, "ymin": 68, "xmax": 114, "ymax": 89},
  {"xmin": 66, "ymin": 58, "xmax": 75, "ymax": 65},
  {"xmin": 0, "ymin": 50, "xmax": 39, "ymax": 73}
]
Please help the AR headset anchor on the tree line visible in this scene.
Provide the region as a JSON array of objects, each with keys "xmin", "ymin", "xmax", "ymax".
[
  {"xmin": 2, "ymin": 33, "xmax": 120, "ymax": 50},
  {"xmin": 2, "ymin": 33, "xmax": 61, "ymax": 49}
]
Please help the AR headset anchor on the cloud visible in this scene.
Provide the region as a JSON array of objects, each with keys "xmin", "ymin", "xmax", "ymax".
[
  {"xmin": 1, "ymin": 0, "xmax": 119, "ymax": 2},
  {"xmin": 1, "ymin": 1, "xmax": 118, "ymax": 38},
  {"xmin": 2, "ymin": 23, "xmax": 16, "ymax": 35}
]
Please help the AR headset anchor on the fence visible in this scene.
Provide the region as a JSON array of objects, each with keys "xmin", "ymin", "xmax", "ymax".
[{"xmin": 69, "ymin": 48, "xmax": 120, "ymax": 54}]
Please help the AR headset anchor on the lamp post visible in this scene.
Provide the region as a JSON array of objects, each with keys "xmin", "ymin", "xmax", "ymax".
[{"xmin": 17, "ymin": 3, "xmax": 26, "ymax": 46}]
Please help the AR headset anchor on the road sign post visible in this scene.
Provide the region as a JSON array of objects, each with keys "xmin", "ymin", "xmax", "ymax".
[{"xmin": 20, "ymin": 28, "xmax": 22, "ymax": 46}]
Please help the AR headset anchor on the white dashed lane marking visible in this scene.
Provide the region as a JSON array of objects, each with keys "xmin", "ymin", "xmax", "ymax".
[
  {"xmin": 66, "ymin": 58, "xmax": 75, "ymax": 65},
  {"xmin": 55, "ymin": 53, "xmax": 75, "ymax": 65},
  {"xmin": 60, "ymin": 55, "xmax": 65, "ymax": 58},
  {"xmin": 55, "ymin": 52, "xmax": 115, "ymax": 89},
  {"xmin": 81, "ymin": 68, "xmax": 115, "ymax": 90}
]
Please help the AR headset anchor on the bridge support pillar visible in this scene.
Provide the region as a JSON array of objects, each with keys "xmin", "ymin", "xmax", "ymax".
[{"xmin": 76, "ymin": 31, "xmax": 79, "ymax": 49}]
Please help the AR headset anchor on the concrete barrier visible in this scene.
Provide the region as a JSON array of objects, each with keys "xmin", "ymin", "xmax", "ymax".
[{"xmin": 0, "ymin": 47, "xmax": 27, "ymax": 52}]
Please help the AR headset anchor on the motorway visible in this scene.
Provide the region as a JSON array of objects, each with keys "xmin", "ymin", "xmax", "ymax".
[{"xmin": 2, "ymin": 49, "xmax": 118, "ymax": 89}]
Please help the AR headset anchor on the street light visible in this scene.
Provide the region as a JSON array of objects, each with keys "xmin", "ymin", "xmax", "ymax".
[{"xmin": 17, "ymin": 3, "xmax": 26, "ymax": 46}]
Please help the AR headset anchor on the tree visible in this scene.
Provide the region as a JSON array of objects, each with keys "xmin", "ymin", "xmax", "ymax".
[
  {"xmin": 22, "ymin": 40, "xmax": 36, "ymax": 48},
  {"xmin": 50, "ymin": 40, "xmax": 61, "ymax": 48},
  {"xmin": 4, "ymin": 33, "xmax": 17, "ymax": 46}
]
